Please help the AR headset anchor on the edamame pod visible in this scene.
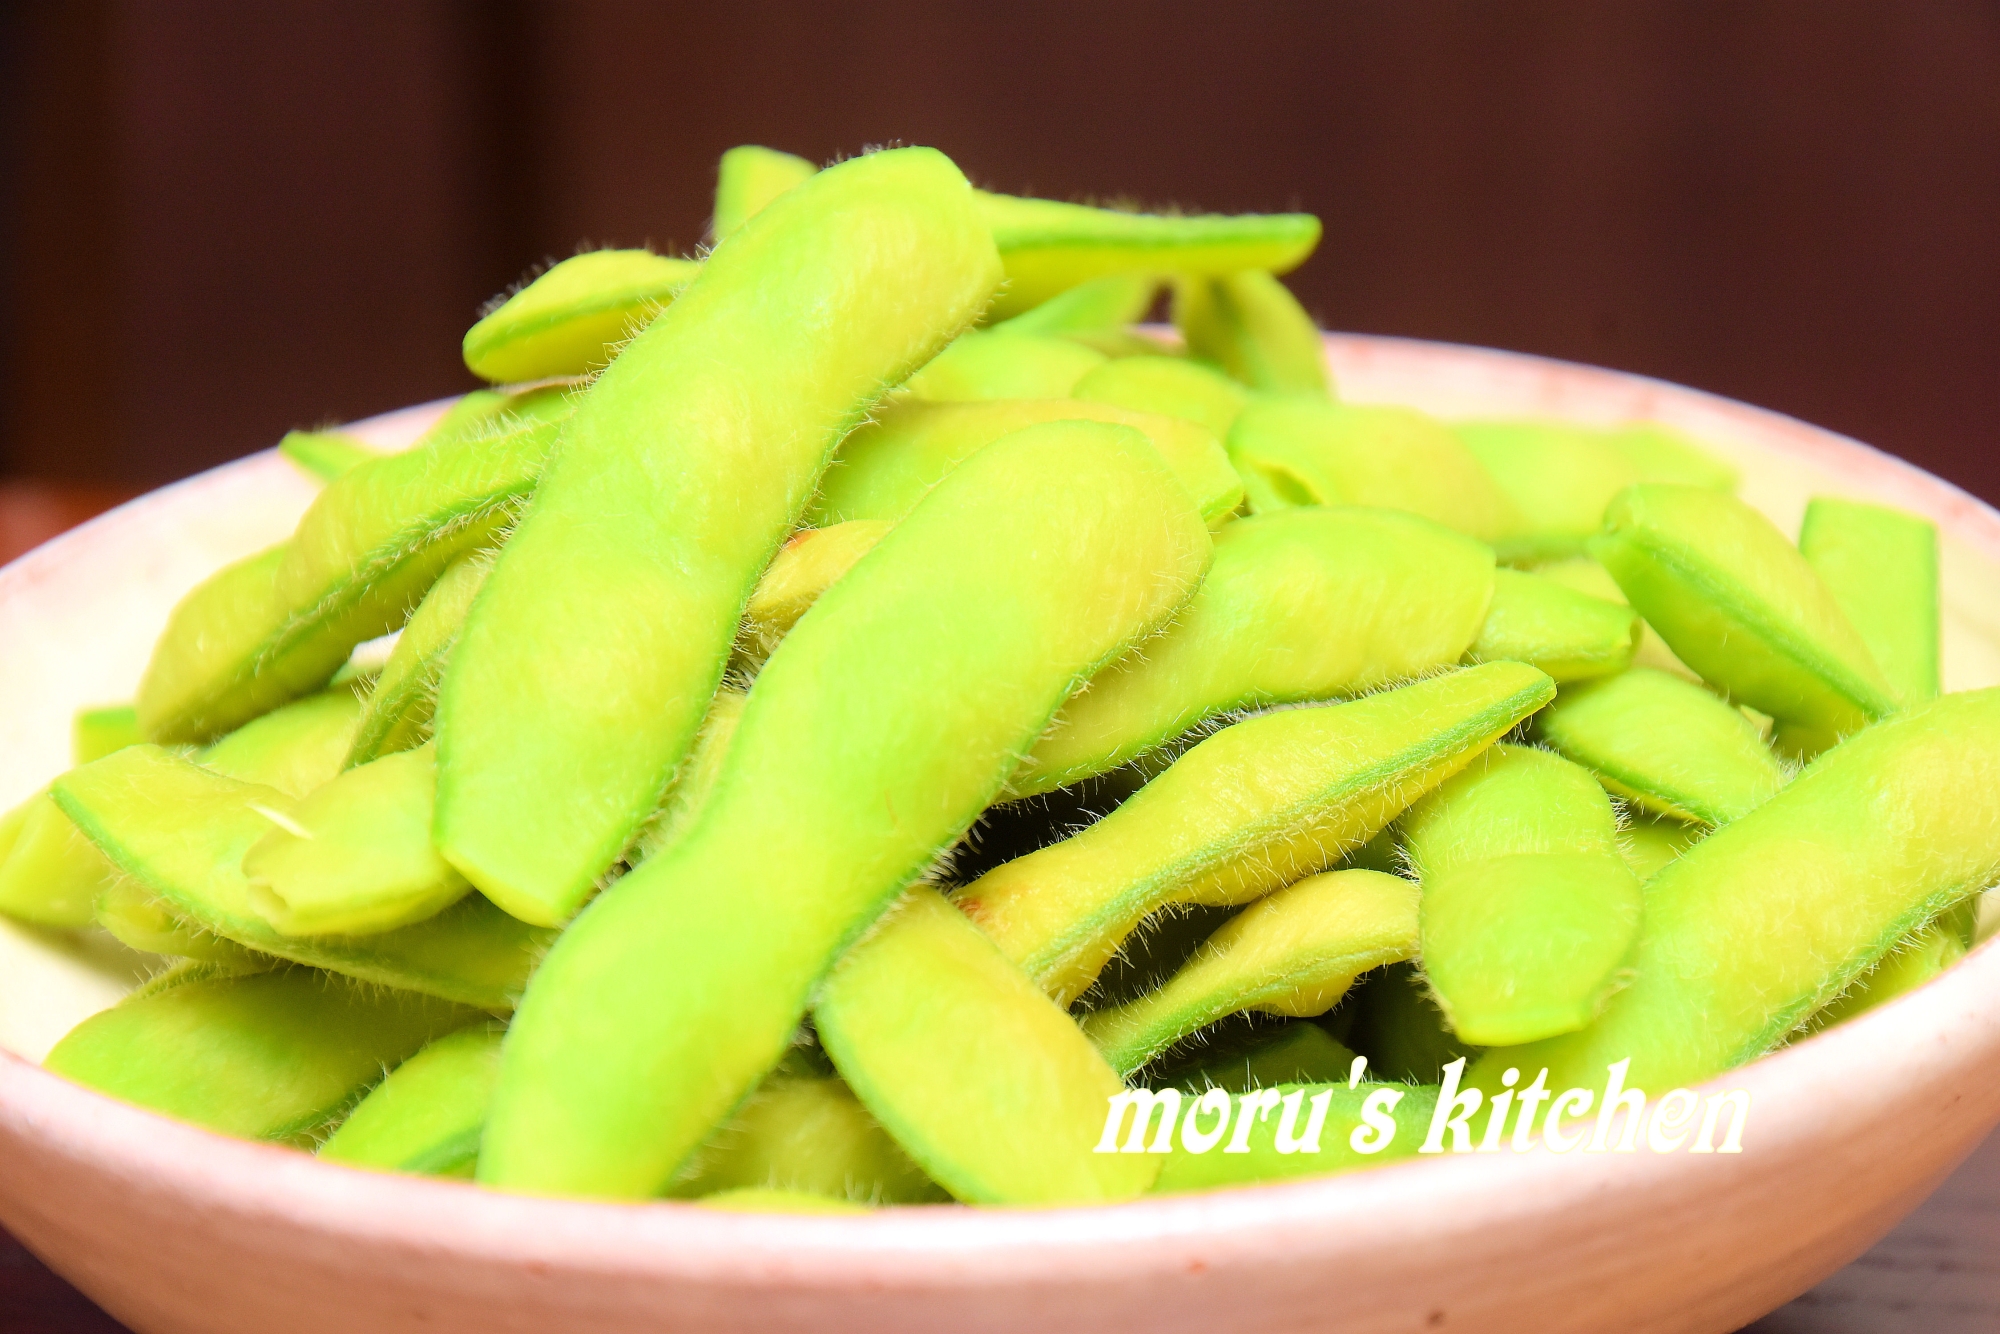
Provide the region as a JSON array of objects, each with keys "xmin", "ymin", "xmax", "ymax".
[
  {"xmin": 1345, "ymin": 961, "xmax": 1478, "ymax": 1084},
  {"xmin": 436, "ymin": 147, "xmax": 1003, "ymax": 928},
  {"xmin": 1172, "ymin": 270, "xmax": 1329, "ymax": 397},
  {"xmin": 46, "ymin": 967, "xmax": 474, "ymax": 1143},
  {"xmin": 1168, "ymin": 1020, "xmax": 1358, "ymax": 1094},
  {"xmin": 1798, "ymin": 496, "xmax": 1940, "ymax": 706},
  {"xmin": 817, "ymin": 889, "xmax": 1157, "ymax": 1204},
  {"xmin": 243, "ymin": 743, "xmax": 470, "ymax": 936},
  {"xmin": 962, "ymin": 663, "xmax": 1556, "ymax": 1005},
  {"xmin": 1016, "ymin": 508, "xmax": 1497, "ymax": 796},
  {"xmin": 1465, "ymin": 568, "xmax": 1640, "ymax": 682},
  {"xmin": 0, "ymin": 793, "xmax": 113, "ymax": 928},
  {"xmin": 138, "ymin": 412, "xmax": 565, "ymax": 743},
  {"xmin": 809, "ymin": 397, "xmax": 1242, "ymax": 530},
  {"xmin": 1149, "ymin": 1081, "xmax": 1439, "ymax": 1194},
  {"xmin": 1476, "ymin": 689, "xmax": 2000, "ymax": 1092},
  {"xmin": 996, "ymin": 272, "xmax": 1157, "ymax": 336},
  {"xmin": 1084, "ymin": 869, "xmax": 1420, "ymax": 1075},
  {"xmin": 95, "ymin": 878, "xmax": 265, "ymax": 967},
  {"xmin": 1403, "ymin": 745, "xmax": 1643, "ymax": 1046},
  {"xmin": 319, "ymin": 1021, "xmax": 504, "ymax": 1177},
  {"xmin": 345, "ymin": 552, "xmax": 491, "ymax": 767},
  {"xmin": 1532, "ymin": 555, "xmax": 1694, "ymax": 679},
  {"xmin": 72, "ymin": 705, "xmax": 140, "ymax": 764},
  {"xmin": 479, "ymin": 418, "xmax": 1209, "ymax": 1198},
  {"xmin": 901, "ymin": 330, "xmax": 1108, "ymax": 401},
  {"xmin": 629, "ymin": 688, "xmax": 746, "ymax": 865},
  {"xmin": 1226, "ymin": 400, "xmax": 1520, "ymax": 544},
  {"xmin": 198, "ymin": 684, "xmax": 365, "ymax": 798},
  {"xmin": 1537, "ymin": 668, "xmax": 1786, "ymax": 825},
  {"xmin": 711, "ymin": 144, "xmax": 818, "ymax": 241},
  {"xmin": 1073, "ymin": 355, "xmax": 1250, "ymax": 440},
  {"xmin": 462, "ymin": 249, "xmax": 703, "ymax": 383},
  {"xmin": 55, "ymin": 746, "xmax": 553, "ymax": 1009},
  {"xmin": 1803, "ymin": 900, "xmax": 1976, "ymax": 1036},
  {"xmin": 973, "ymin": 191, "xmax": 1319, "ymax": 319},
  {"xmin": 279, "ymin": 430, "xmax": 378, "ymax": 483},
  {"xmin": 1620, "ymin": 813, "xmax": 1705, "ymax": 881},
  {"xmin": 739, "ymin": 523, "xmax": 890, "ymax": 659},
  {"xmin": 1592, "ymin": 484, "xmax": 1896, "ymax": 750}
]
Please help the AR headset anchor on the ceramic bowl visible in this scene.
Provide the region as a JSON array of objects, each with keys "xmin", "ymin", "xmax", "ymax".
[{"xmin": 4, "ymin": 335, "xmax": 1999, "ymax": 1334}]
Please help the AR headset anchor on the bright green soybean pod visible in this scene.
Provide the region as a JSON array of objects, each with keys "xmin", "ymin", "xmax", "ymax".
[
  {"xmin": 463, "ymin": 249, "xmax": 703, "ymax": 383},
  {"xmin": 1149, "ymin": 1081, "xmax": 1439, "ymax": 1194},
  {"xmin": 1804, "ymin": 901, "xmax": 1975, "ymax": 1036},
  {"xmin": 1017, "ymin": 507, "xmax": 1497, "ymax": 797},
  {"xmin": 1226, "ymin": 400, "xmax": 1521, "ymax": 545},
  {"xmin": 1172, "ymin": 270, "xmax": 1330, "ymax": 397},
  {"xmin": 1798, "ymin": 496, "xmax": 1940, "ymax": 706},
  {"xmin": 1620, "ymin": 813, "xmax": 1705, "ymax": 881},
  {"xmin": 45, "ymin": 968, "xmax": 475, "ymax": 1143},
  {"xmin": 810, "ymin": 396, "xmax": 1243, "ymax": 531},
  {"xmin": 962, "ymin": 663, "xmax": 1555, "ymax": 1006},
  {"xmin": 95, "ymin": 877, "xmax": 264, "ymax": 968},
  {"xmin": 478, "ymin": 418, "xmax": 1210, "ymax": 1199},
  {"xmin": 55, "ymin": 746, "xmax": 553, "ymax": 1009},
  {"xmin": 712, "ymin": 145, "xmax": 818, "ymax": 241},
  {"xmin": 738, "ymin": 523, "xmax": 891, "ymax": 658},
  {"xmin": 1084, "ymin": 868, "xmax": 1420, "ymax": 1076},
  {"xmin": 346, "ymin": 551, "xmax": 492, "ymax": 767},
  {"xmin": 1170, "ymin": 1021, "xmax": 1360, "ymax": 1094},
  {"xmin": 198, "ymin": 685, "xmax": 364, "ymax": 797},
  {"xmin": 1476, "ymin": 688, "xmax": 2000, "ymax": 1093},
  {"xmin": 1346, "ymin": 961, "xmax": 1479, "ymax": 1084},
  {"xmin": 1538, "ymin": 667, "xmax": 1786, "ymax": 825},
  {"xmin": 1592, "ymin": 484, "xmax": 1896, "ymax": 751},
  {"xmin": 629, "ymin": 688, "xmax": 747, "ymax": 866},
  {"xmin": 1532, "ymin": 554, "xmax": 1696, "ymax": 680},
  {"xmin": 1073, "ymin": 355, "xmax": 1251, "ymax": 441},
  {"xmin": 901, "ymin": 330, "xmax": 1108, "ymax": 401},
  {"xmin": 1403, "ymin": 744, "xmax": 1643, "ymax": 1047},
  {"xmin": 0, "ymin": 793, "xmax": 114, "ymax": 929},
  {"xmin": 435, "ymin": 147, "xmax": 1003, "ymax": 929},
  {"xmin": 319, "ymin": 1022, "xmax": 504, "ymax": 1177},
  {"xmin": 996, "ymin": 272, "xmax": 1157, "ymax": 336},
  {"xmin": 817, "ymin": 889, "xmax": 1156, "ymax": 1204},
  {"xmin": 1465, "ymin": 568, "xmax": 1640, "ymax": 683},
  {"xmin": 973, "ymin": 191, "xmax": 1320, "ymax": 320}
]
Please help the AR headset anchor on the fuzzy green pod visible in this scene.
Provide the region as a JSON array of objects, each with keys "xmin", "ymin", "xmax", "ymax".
[
  {"xmin": 1073, "ymin": 355, "xmax": 1250, "ymax": 440},
  {"xmin": 242, "ymin": 743, "xmax": 469, "ymax": 937},
  {"xmin": 463, "ymin": 249, "xmax": 703, "ymax": 383},
  {"xmin": 55, "ymin": 746, "xmax": 552, "ymax": 1009},
  {"xmin": 478, "ymin": 419, "xmax": 1210, "ymax": 1199},
  {"xmin": 45, "ymin": 968, "xmax": 475, "ymax": 1143},
  {"xmin": 1798, "ymin": 496, "xmax": 1940, "ymax": 706},
  {"xmin": 1149, "ymin": 1082, "xmax": 1439, "ymax": 1194},
  {"xmin": 901, "ymin": 330, "xmax": 1108, "ymax": 401},
  {"xmin": 1085, "ymin": 869, "xmax": 1419, "ymax": 1075},
  {"xmin": 72, "ymin": 705, "xmax": 141, "ymax": 764},
  {"xmin": 1592, "ymin": 484, "xmax": 1896, "ymax": 751},
  {"xmin": 817, "ymin": 889, "xmax": 1157, "ymax": 1204},
  {"xmin": 198, "ymin": 685, "xmax": 364, "ymax": 797},
  {"xmin": 1403, "ymin": 744, "xmax": 1643, "ymax": 1046},
  {"xmin": 1476, "ymin": 689, "xmax": 2000, "ymax": 1092},
  {"xmin": 1609, "ymin": 423, "xmax": 1740, "ymax": 492},
  {"xmin": 1538, "ymin": 668, "xmax": 1786, "ymax": 825},
  {"xmin": 1803, "ymin": 901, "xmax": 1976, "ymax": 1036},
  {"xmin": 712, "ymin": 145, "xmax": 818, "ymax": 241},
  {"xmin": 1172, "ymin": 270, "xmax": 1329, "ymax": 396},
  {"xmin": 739, "ymin": 523, "xmax": 890, "ymax": 658},
  {"xmin": 974, "ymin": 191, "xmax": 1319, "ymax": 320},
  {"xmin": 962, "ymin": 663, "xmax": 1556, "ymax": 1006},
  {"xmin": 810, "ymin": 397, "xmax": 1242, "ymax": 531},
  {"xmin": 345, "ymin": 552, "xmax": 491, "ymax": 767},
  {"xmin": 1226, "ymin": 400, "xmax": 1521, "ymax": 544},
  {"xmin": 278, "ymin": 431, "xmax": 379, "ymax": 483},
  {"xmin": 1532, "ymin": 555, "xmax": 1694, "ymax": 680},
  {"xmin": 995, "ymin": 272, "xmax": 1157, "ymax": 336},
  {"xmin": 138, "ymin": 412, "xmax": 565, "ymax": 744},
  {"xmin": 1017, "ymin": 508, "xmax": 1498, "ymax": 797},
  {"xmin": 1345, "ymin": 961, "xmax": 1479, "ymax": 1084},
  {"xmin": 94, "ymin": 878, "xmax": 265, "ymax": 967},
  {"xmin": 0, "ymin": 793, "xmax": 115, "ymax": 928},
  {"xmin": 1168, "ymin": 1021, "xmax": 1359, "ymax": 1094},
  {"xmin": 1465, "ymin": 568, "xmax": 1639, "ymax": 682},
  {"xmin": 436, "ymin": 147, "xmax": 1003, "ymax": 929},
  {"xmin": 318, "ymin": 1022, "xmax": 504, "ymax": 1177},
  {"xmin": 629, "ymin": 688, "xmax": 747, "ymax": 866},
  {"xmin": 1620, "ymin": 813, "xmax": 1705, "ymax": 881}
]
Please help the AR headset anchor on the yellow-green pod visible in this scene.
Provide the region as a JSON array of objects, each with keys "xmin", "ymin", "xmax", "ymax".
[
  {"xmin": 1532, "ymin": 555, "xmax": 1694, "ymax": 679},
  {"xmin": 974, "ymin": 190, "xmax": 1319, "ymax": 320},
  {"xmin": 1798, "ymin": 496, "xmax": 1940, "ymax": 706},
  {"xmin": 1084, "ymin": 869, "xmax": 1419, "ymax": 1075},
  {"xmin": 1073, "ymin": 355, "xmax": 1250, "ymax": 441},
  {"xmin": 1608, "ymin": 423, "xmax": 1740, "ymax": 492},
  {"xmin": 817, "ymin": 890, "xmax": 1158, "ymax": 1204},
  {"xmin": 1226, "ymin": 400, "xmax": 1520, "ymax": 544},
  {"xmin": 1172, "ymin": 270, "xmax": 1329, "ymax": 396},
  {"xmin": 712, "ymin": 144, "xmax": 818, "ymax": 241},
  {"xmin": 95, "ymin": 877, "xmax": 265, "ymax": 967},
  {"xmin": 1345, "ymin": 961, "xmax": 1478, "ymax": 1084},
  {"xmin": 279, "ymin": 430, "xmax": 379, "ymax": 483},
  {"xmin": 345, "ymin": 551, "xmax": 492, "ymax": 767},
  {"xmin": 740, "ymin": 522, "xmax": 891, "ymax": 659},
  {"xmin": 72, "ymin": 705, "xmax": 142, "ymax": 764},
  {"xmin": 1403, "ymin": 745, "xmax": 1643, "ymax": 1047},
  {"xmin": 629, "ymin": 688, "xmax": 747, "ymax": 866},
  {"xmin": 1465, "ymin": 568, "xmax": 1639, "ymax": 682},
  {"xmin": 1149, "ymin": 1081, "xmax": 1439, "ymax": 1194},
  {"xmin": 901, "ymin": 330, "xmax": 1107, "ymax": 401},
  {"xmin": 1620, "ymin": 812, "xmax": 1705, "ymax": 881},
  {"xmin": 811, "ymin": 397, "xmax": 1242, "ymax": 530},
  {"xmin": 1537, "ymin": 668, "xmax": 1786, "ymax": 825},
  {"xmin": 1017, "ymin": 508, "xmax": 1497, "ymax": 797},
  {"xmin": 463, "ymin": 249, "xmax": 703, "ymax": 383},
  {"xmin": 242, "ymin": 743, "xmax": 469, "ymax": 937},
  {"xmin": 995, "ymin": 272, "xmax": 1157, "ymax": 336},
  {"xmin": 55, "ymin": 745, "xmax": 554, "ymax": 1009},
  {"xmin": 45, "ymin": 968, "xmax": 475, "ymax": 1144},
  {"xmin": 1169, "ymin": 1021, "xmax": 1359, "ymax": 1094},
  {"xmin": 961, "ymin": 663, "xmax": 1555, "ymax": 1006},
  {"xmin": 0, "ymin": 792, "xmax": 114, "ymax": 929},
  {"xmin": 1476, "ymin": 688, "xmax": 2000, "ymax": 1093},
  {"xmin": 1802, "ymin": 901, "xmax": 1975, "ymax": 1036},
  {"xmin": 1592, "ymin": 484, "xmax": 1896, "ymax": 751},
  {"xmin": 198, "ymin": 685, "xmax": 365, "ymax": 798},
  {"xmin": 319, "ymin": 1021, "xmax": 504, "ymax": 1177}
]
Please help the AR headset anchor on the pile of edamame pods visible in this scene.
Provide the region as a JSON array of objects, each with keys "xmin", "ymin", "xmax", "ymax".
[{"xmin": 7, "ymin": 143, "xmax": 1999, "ymax": 1211}]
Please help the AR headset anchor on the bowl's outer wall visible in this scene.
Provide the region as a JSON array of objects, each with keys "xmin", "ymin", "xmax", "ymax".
[{"xmin": 3, "ymin": 339, "xmax": 1999, "ymax": 1333}]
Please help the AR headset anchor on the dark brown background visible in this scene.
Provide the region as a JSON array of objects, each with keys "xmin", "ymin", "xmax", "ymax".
[{"xmin": 2, "ymin": 3, "xmax": 1999, "ymax": 1331}]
